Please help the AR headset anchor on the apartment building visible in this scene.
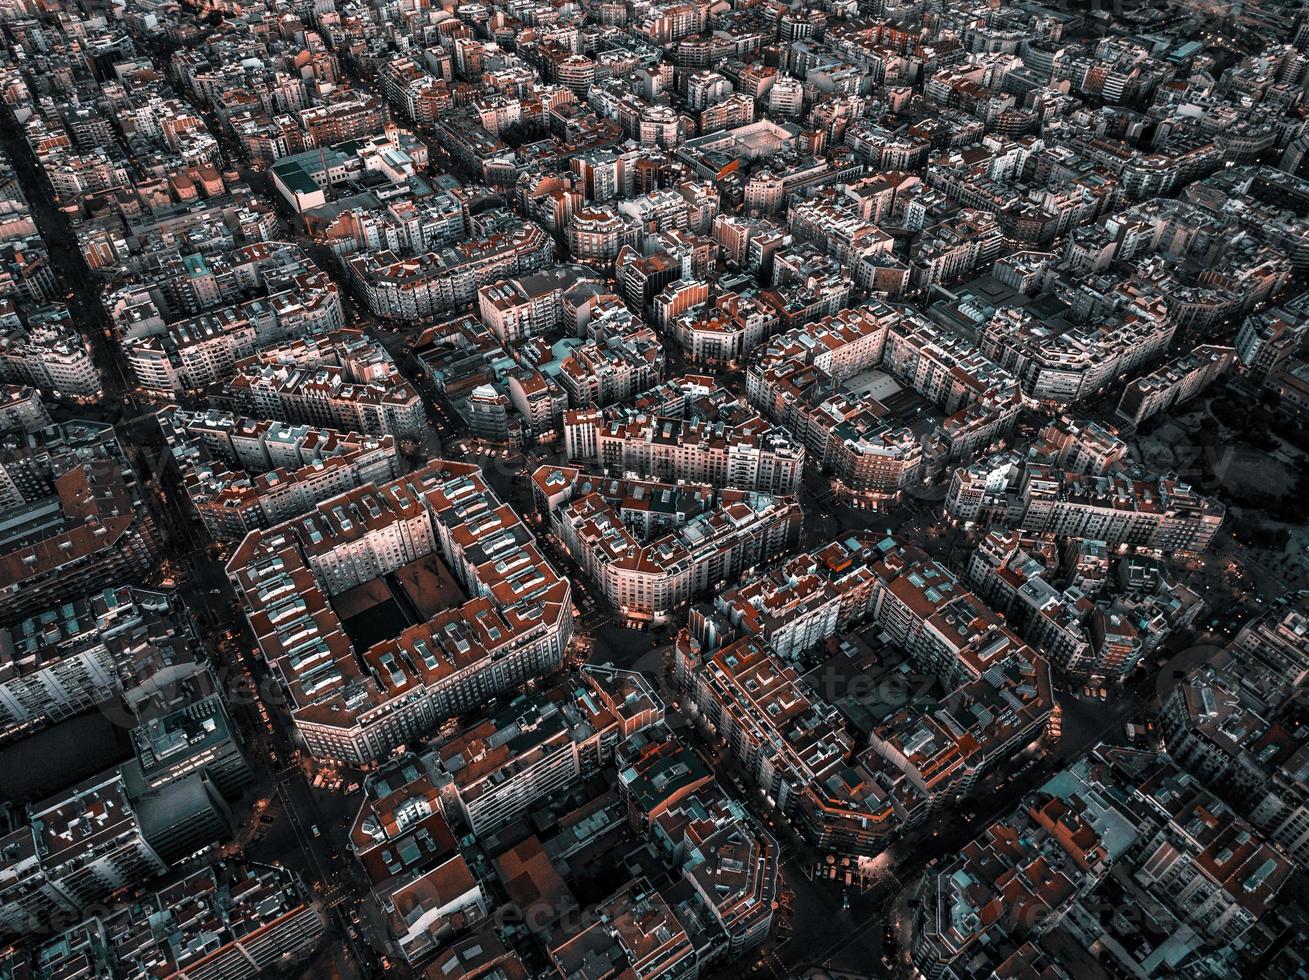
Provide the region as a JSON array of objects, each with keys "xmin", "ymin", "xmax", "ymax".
[
  {"xmin": 664, "ymin": 291, "xmax": 779, "ymax": 368},
  {"xmin": 21, "ymin": 863, "xmax": 324, "ymax": 980},
  {"xmin": 745, "ymin": 521, "xmax": 885, "ymax": 625},
  {"xmin": 946, "ymin": 451, "xmax": 1225, "ymax": 551},
  {"xmin": 0, "ymin": 319, "xmax": 101, "ymax": 400},
  {"xmin": 346, "ymin": 754, "xmax": 479, "ymax": 964},
  {"xmin": 1129, "ymin": 757, "xmax": 1294, "ymax": 945},
  {"xmin": 978, "ymin": 297, "xmax": 1175, "ymax": 404},
  {"xmin": 298, "ymin": 91, "xmax": 386, "ymax": 146},
  {"xmin": 915, "ymin": 741, "xmax": 1294, "ymax": 979},
  {"xmin": 563, "ymin": 377, "xmax": 804, "ymax": 494},
  {"xmin": 219, "ymin": 330, "xmax": 425, "ymax": 439},
  {"xmin": 127, "ymin": 686, "xmax": 253, "ymax": 803},
  {"xmin": 912, "ymin": 776, "xmax": 1116, "ymax": 978},
  {"xmin": 0, "ymin": 427, "xmax": 161, "ymax": 627},
  {"xmin": 538, "ymin": 464, "xmax": 800, "ymax": 626},
  {"xmin": 1235, "ymin": 300, "xmax": 1308, "ymax": 382},
  {"xmin": 0, "ymin": 586, "xmax": 202, "ymax": 741},
  {"xmin": 865, "ymin": 535, "xmax": 1052, "ymax": 684},
  {"xmin": 476, "ymin": 264, "xmax": 605, "ymax": 345},
  {"xmin": 678, "ymin": 635, "xmax": 911, "ymax": 857},
  {"xmin": 881, "ymin": 310, "xmax": 1022, "ymax": 459},
  {"xmin": 680, "ymin": 534, "xmax": 1053, "ymax": 858},
  {"xmin": 558, "ymin": 327, "xmax": 666, "ymax": 407},
  {"xmin": 566, "ymin": 204, "xmax": 639, "ymax": 265},
  {"xmin": 0, "ymin": 773, "xmax": 169, "ymax": 935},
  {"xmin": 748, "ymin": 299, "xmax": 1014, "ymax": 492},
  {"xmin": 227, "ymin": 460, "xmax": 573, "ymax": 763},
  {"xmin": 0, "ymin": 385, "xmax": 48, "ymax": 433},
  {"xmin": 1030, "ymin": 417, "xmax": 1128, "ymax": 475},
  {"xmin": 122, "ymin": 274, "xmax": 344, "ymax": 395},
  {"xmin": 549, "ymin": 878, "xmax": 698, "ymax": 980},
  {"xmin": 431, "ymin": 667, "xmax": 661, "ymax": 835},
  {"xmin": 617, "ymin": 743, "xmax": 778, "ymax": 961},
  {"xmin": 966, "ymin": 530, "xmax": 1198, "ymax": 679},
  {"xmin": 1115, "ymin": 344, "xmax": 1235, "ymax": 426},
  {"xmin": 350, "ymin": 219, "xmax": 554, "ymax": 320},
  {"xmin": 158, "ymin": 407, "xmax": 402, "ymax": 539}
]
